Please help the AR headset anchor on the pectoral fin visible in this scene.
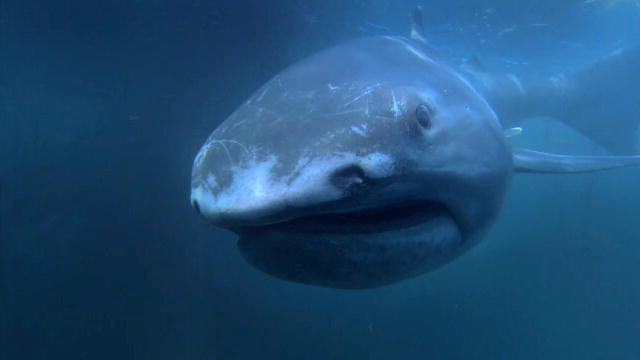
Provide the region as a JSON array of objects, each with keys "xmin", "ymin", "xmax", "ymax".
[{"xmin": 513, "ymin": 148, "xmax": 640, "ymax": 173}]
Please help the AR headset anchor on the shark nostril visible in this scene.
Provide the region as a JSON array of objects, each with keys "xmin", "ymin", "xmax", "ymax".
[
  {"xmin": 192, "ymin": 200, "xmax": 202, "ymax": 215},
  {"xmin": 331, "ymin": 165, "xmax": 366, "ymax": 190}
]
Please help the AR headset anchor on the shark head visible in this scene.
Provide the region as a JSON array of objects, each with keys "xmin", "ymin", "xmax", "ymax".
[{"xmin": 190, "ymin": 36, "xmax": 513, "ymax": 288}]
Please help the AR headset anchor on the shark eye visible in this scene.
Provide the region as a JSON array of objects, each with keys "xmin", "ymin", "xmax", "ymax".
[{"xmin": 415, "ymin": 103, "xmax": 433, "ymax": 129}]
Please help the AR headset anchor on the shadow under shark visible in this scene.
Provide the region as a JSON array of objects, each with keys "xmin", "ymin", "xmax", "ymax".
[{"xmin": 190, "ymin": 8, "xmax": 640, "ymax": 288}]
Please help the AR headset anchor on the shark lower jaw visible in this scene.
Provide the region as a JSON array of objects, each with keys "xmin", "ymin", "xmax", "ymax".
[{"xmin": 232, "ymin": 201, "xmax": 465, "ymax": 289}]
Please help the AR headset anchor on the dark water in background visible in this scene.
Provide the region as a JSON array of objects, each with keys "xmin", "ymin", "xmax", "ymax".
[{"xmin": 2, "ymin": 1, "xmax": 640, "ymax": 359}]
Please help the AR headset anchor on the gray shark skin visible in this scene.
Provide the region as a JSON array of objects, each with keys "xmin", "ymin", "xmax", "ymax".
[
  {"xmin": 467, "ymin": 46, "xmax": 640, "ymax": 155},
  {"xmin": 190, "ymin": 9, "xmax": 640, "ymax": 288}
]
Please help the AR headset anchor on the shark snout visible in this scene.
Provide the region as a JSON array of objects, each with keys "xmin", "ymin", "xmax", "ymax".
[
  {"xmin": 190, "ymin": 168, "xmax": 354, "ymax": 228},
  {"xmin": 190, "ymin": 153, "xmax": 397, "ymax": 229},
  {"xmin": 190, "ymin": 182, "xmax": 296, "ymax": 228}
]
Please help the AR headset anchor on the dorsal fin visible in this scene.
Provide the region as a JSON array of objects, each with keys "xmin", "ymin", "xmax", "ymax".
[{"xmin": 410, "ymin": 6, "xmax": 428, "ymax": 44}]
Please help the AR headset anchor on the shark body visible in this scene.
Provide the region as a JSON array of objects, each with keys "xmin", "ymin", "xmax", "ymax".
[{"xmin": 190, "ymin": 8, "xmax": 640, "ymax": 288}]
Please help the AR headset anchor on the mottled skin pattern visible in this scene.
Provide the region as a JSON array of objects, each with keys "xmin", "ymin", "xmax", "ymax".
[{"xmin": 191, "ymin": 35, "xmax": 513, "ymax": 288}]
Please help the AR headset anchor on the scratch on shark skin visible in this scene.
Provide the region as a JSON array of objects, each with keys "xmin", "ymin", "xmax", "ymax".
[
  {"xmin": 256, "ymin": 77, "xmax": 283, "ymax": 103},
  {"xmin": 207, "ymin": 139, "xmax": 252, "ymax": 166},
  {"xmin": 351, "ymin": 125, "xmax": 367, "ymax": 136},
  {"xmin": 256, "ymin": 85, "xmax": 272, "ymax": 103},
  {"xmin": 343, "ymin": 88, "xmax": 375, "ymax": 108},
  {"xmin": 403, "ymin": 43, "xmax": 434, "ymax": 63},
  {"xmin": 507, "ymin": 74, "xmax": 525, "ymax": 95},
  {"xmin": 227, "ymin": 107, "xmax": 283, "ymax": 132},
  {"xmin": 385, "ymin": 36, "xmax": 435, "ymax": 65},
  {"xmin": 258, "ymin": 107, "xmax": 283, "ymax": 120},
  {"xmin": 390, "ymin": 90, "xmax": 402, "ymax": 117},
  {"xmin": 286, "ymin": 155, "xmax": 313, "ymax": 185},
  {"xmin": 312, "ymin": 108, "xmax": 367, "ymax": 119}
]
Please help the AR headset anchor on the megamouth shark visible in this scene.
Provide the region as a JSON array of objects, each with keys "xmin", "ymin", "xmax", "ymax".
[{"xmin": 190, "ymin": 8, "xmax": 640, "ymax": 288}]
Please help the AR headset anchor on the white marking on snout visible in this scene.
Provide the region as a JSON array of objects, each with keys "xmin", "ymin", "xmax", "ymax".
[
  {"xmin": 191, "ymin": 152, "xmax": 396, "ymax": 221},
  {"xmin": 205, "ymin": 174, "xmax": 218, "ymax": 189}
]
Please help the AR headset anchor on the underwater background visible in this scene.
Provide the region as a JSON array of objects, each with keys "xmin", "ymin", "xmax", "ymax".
[{"xmin": 2, "ymin": 0, "xmax": 640, "ymax": 359}]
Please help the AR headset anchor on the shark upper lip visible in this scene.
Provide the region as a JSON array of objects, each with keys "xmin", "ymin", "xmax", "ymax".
[{"xmin": 231, "ymin": 200, "xmax": 456, "ymax": 235}]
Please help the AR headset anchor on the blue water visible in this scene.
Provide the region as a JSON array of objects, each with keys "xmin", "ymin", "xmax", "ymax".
[{"xmin": 2, "ymin": 1, "xmax": 640, "ymax": 359}]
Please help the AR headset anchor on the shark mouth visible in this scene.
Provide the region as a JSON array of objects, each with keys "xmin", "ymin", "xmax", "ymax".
[
  {"xmin": 234, "ymin": 200, "xmax": 464, "ymax": 288},
  {"xmin": 234, "ymin": 200, "xmax": 456, "ymax": 235}
]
